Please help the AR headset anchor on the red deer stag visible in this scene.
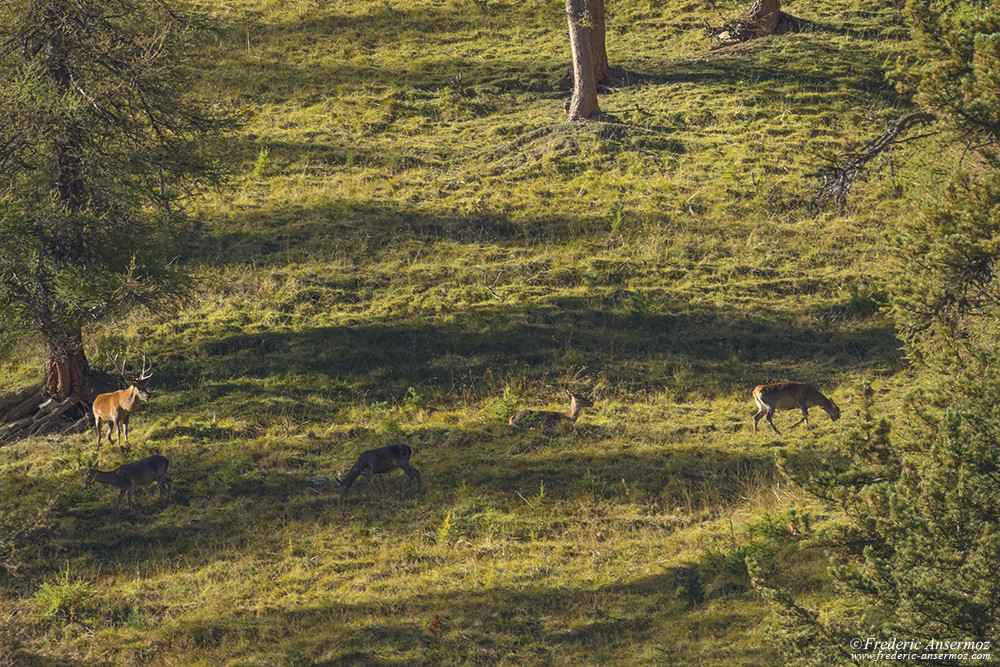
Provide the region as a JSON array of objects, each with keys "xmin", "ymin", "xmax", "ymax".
[
  {"xmin": 84, "ymin": 454, "xmax": 172, "ymax": 511},
  {"xmin": 92, "ymin": 353, "xmax": 152, "ymax": 449},
  {"xmin": 336, "ymin": 444, "xmax": 421, "ymax": 499},
  {"xmin": 508, "ymin": 389, "xmax": 594, "ymax": 428},
  {"xmin": 752, "ymin": 381, "xmax": 840, "ymax": 435}
]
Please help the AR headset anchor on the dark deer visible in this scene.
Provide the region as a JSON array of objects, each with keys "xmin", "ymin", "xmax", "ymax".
[
  {"xmin": 508, "ymin": 389, "xmax": 594, "ymax": 428},
  {"xmin": 92, "ymin": 352, "xmax": 153, "ymax": 449},
  {"xmin": 84, "ymin": 454, "xmax": 172, "ymax": 511},
  {"xmin": 336, "ymin": 444, "xmax": 420, "ymax": 499},
  {"xmin": 752, "ymin": 381, "xmax": 840, "ymax": 435}
]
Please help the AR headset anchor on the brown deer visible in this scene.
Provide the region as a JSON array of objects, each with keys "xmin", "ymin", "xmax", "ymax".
[
  {"xmin": 336, "ymin": 444, "xmax": 420, "ymax": 499},
  {"xmin": 752, "ymin": 381, "xmax": 840, "ymax": 435},
  {"xmin": 92, "ymin": 353, "xmax": 152, "ymax": 449},
  {"xmin": 508, "ymin": 389, "xmax": 594, "ymax": 428},
  {"xmin": 84, "ymin": 454, "xmax": 172, "ymax": 511}
]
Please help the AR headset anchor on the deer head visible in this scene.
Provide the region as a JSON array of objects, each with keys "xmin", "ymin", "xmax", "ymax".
[{"xmin": 107, "ymin": 351, "xmax": 153, "ymax": 399}]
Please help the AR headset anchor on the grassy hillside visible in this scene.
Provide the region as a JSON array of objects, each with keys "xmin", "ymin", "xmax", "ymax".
[{"xmin": 0, "ymin": 0, "xmax": 952, "ymax": 664}]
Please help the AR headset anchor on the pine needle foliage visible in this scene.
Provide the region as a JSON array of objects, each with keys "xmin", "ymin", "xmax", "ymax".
[
  {"xmin": 0, "ymin": 0, "xmax": 238, "ymax": 396},
  {"xmin": 757, "ymin": 2, "xmax": 1000, "ymax": 660}
]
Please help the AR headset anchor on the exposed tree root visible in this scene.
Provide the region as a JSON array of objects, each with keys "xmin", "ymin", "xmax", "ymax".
[
  {"xmin": 0, "ymin": 373, "xmax": 115, "ymax": 444},
  {"xmin": 0, "ymin": 391, "xmax": 90, "ymax": 443}
]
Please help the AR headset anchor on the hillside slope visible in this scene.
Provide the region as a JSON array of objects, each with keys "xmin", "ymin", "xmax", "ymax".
[{"xmin": 0, "ymin": 1, "xmax": 946, "ymax": 664}]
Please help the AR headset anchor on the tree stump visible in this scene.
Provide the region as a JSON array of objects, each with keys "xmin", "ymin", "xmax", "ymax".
[{"xmin": 746, "ymin": 0, "xmax": 780, "ymax": 37}]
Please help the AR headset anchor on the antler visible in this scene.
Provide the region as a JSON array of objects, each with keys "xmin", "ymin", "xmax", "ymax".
[
  {"xmin": 105, "ymin": 351, "xmax": 128, "ymax": 380},
  {"xmin": 136, "ymin": 352, "xmax": 153, "ymax": 381},
  {"xmin": 105, "ymin": 351, "xmax": 153, "ymax": 382}
]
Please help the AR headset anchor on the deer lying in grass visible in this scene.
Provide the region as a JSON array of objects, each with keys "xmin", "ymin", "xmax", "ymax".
[
  {"xmin": 92, "ymin": 353, "xmax": 153, "ymax": 449},
  {"xmin": 336, "ymin": 444, "xmax": 420, "ymax": 499},
  {"xmin": 752, "ymin": 381, "xmax": 840, "ymax": 435},
  {"xmin": 84, "ymin": 454, "xmax": 172, "ymax": 511},
  {"xmin": 508, "ymin": 389, "xmax": 594, "ymax": 428}
]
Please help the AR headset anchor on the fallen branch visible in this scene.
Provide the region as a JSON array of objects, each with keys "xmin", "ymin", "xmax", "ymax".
[
  {"xmin": 485, "ymin": 270, "xmax": 506, "ymax": 302},
  {"xmin": 806, "ymin": 111, "xmax": 937, "ymax": 210}
]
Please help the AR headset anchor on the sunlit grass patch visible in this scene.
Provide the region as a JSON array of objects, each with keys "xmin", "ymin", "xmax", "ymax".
[{"xmin": 0, "ymin": 0, "xmax": 940, "ymax": 663}]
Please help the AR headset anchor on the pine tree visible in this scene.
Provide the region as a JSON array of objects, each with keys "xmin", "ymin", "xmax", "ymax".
[{"xmin": 754, "ymin": 2, "xmax": 1000, "ymax": 659}]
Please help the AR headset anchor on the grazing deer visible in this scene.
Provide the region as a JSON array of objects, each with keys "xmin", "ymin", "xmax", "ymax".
[
  {"xmin": 752, "ymin": 381, "xmax": 840, "ymax": 435},
  {"xmin": 508, "ymin": 389, "xmax": 594, "ymax": 428},
  {"xmin": 92, "ymin": 353, "xmax": 153, "ymax": 449},
  {"xmin": 336, "ymin": 444, "xmax": 420, "ymax": 499},
  {"xmin": 84, "ymin": 454, "xmax": 172, "ymax": 511}
]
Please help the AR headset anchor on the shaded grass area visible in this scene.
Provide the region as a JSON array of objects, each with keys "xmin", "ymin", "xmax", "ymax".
[
  {"xmin": 0, "ymin": 0, "xmax": 939, "ymax": 664},
  {"xmin": 4, "ymin": 423, "xmax": 806, "ymax": 664},
  {"xmin": 148, "ymin": 292, "xmax": 896, "ymax": 408}
]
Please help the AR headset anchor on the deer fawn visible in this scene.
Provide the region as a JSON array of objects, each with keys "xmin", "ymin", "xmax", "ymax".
[
  {"xmin": 84, "ymin": 454, "xmax": 172, "ymax": 511},
  {"xmin": 752, "ymin": 381, "xmax": 840, "ymax": 435},
  {"xmin": 336, "ymin": 444, "xmax": 420, "ymax": 499},
  {"xmin": 92, "ymin": 353, "xmax": 152, "ymax": 449},
  {"xmin": 508, "ymin": 389, "xmax": 594, "ymax": 428}
]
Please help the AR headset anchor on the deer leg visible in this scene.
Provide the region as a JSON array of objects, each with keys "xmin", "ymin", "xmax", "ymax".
[
  {"xmin": 753, "ymin": 408, "xmax": 768, "ymax": 433},
  {"xmin": 363, "ymin": 469, "xmax": 374, "ymax": 496},
  {"xmin": 115, "ymin": 488, "xmax": 126, "ymax": 509},
  {"xmin": 401, "ymin": 463, "xmax": 421, "ymax": 490},
  {"xmin": 158, "ymin": 476, "xmax": 173, "ymax": 502},
  {"xmin": 122, "ymin": 415, "xmax": 129, "ymax": 445},
  {"xmin": 765, "ymin": 409, "xmax": 781, "ymax": 435},
  {"xmin": 790, "ymin": 403, "xmax": 809, "ymax": 429},
  {"xmin": 106, "ymin": 420, "xmax": 116, "ymax": 444}
]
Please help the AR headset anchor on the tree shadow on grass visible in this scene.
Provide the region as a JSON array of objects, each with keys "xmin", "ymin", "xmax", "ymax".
[
  {"xmin": 195, "ymin": 199, "xmax": 596, "ymax": 266},
  {"xmin": 152, "ymin": 294, "xmax": 902, "ymax": 407},
  {"xmin": 157, "ymin": 565, "xmax": 770, "ymax": 665},
  {"xmin": 618, "ymin": 36, "xmax": 901, "ymax": 103},
  {"xmin": 56, "ymin": 434, "xmax": 782, "ymax": 566}
]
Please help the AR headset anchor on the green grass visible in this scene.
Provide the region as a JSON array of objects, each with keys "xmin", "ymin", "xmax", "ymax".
[{"xmin": 0, "ymin": 0, "xmax": 953, "ymax": 664}]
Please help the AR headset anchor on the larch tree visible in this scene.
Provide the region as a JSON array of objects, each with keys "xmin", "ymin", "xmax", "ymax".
[{"xmin": 0, "ymin": 0, "xmax": 235, "ymax": 407}]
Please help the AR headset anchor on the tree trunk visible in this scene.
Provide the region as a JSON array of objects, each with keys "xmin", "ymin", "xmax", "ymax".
[
  {"xmin": 43, "ymin": 326, "xmax": 88, "ymax": 401},
  {"xmin": 746, "ymin": 0, "xmax": 780, "ymax": 37},
  {"xmin": 586, "ymin": 0, "xmax": 608, "ymax": 85},
  {"xmin": 566, "ymin": 0, "xmax": 600, "ymax": 121},
  {"xmin": 38, "ymin": 1, "xmax": 89, "ymax": 403}
]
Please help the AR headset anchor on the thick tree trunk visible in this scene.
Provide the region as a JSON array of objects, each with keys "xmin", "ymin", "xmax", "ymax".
[
  {"xmin": 586, "ymin": 0, "xmax": 608, "ymax": 84},
  {"xmin": 37, "ymin": 2, "xmax": 89, "ymax": 403},
  {"xmin": 566, "ymin": 0, "xmax": 600, "ymax": 121},
  {"xmin": 43, "ymin": 326, "xmax": 88, "ymax": 401},
  {"xmin": 746, "ymin": 0, "xmax": 780, "ymax": 37}
]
